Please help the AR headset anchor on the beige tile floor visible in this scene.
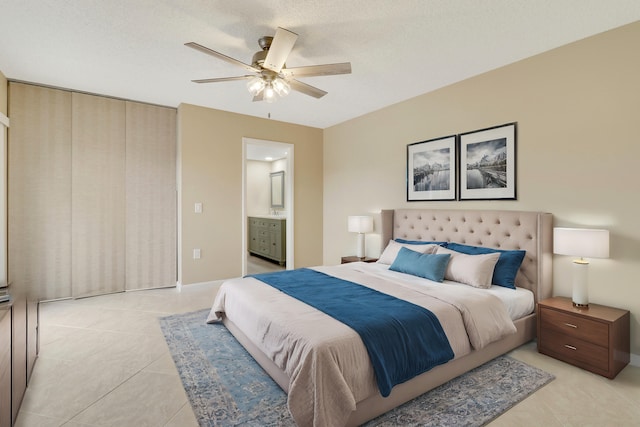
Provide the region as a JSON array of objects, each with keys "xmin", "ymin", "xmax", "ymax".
[
  {"xmin": 247, "ymin": 253, "xmax": 285, "ymax": 275},
  {"xmin": 16, "ymin": 282, "xmax": 640, "ymax": 427}
]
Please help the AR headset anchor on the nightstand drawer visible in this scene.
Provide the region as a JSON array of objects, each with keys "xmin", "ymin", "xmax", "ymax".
[
  {"xmin": 539, "ymin": 329, "xmax": 608, "ymax": 371},
  {"xmin": 539, "ymin": 307, "xmax": 608, "ymax": 346}
]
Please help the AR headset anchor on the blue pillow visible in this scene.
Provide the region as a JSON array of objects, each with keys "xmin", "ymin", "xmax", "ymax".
[
  {"xmin": 446, "ymin": 243, "xmax": 526, "ymax": 289},
  {"xmin": 395, "ymin": 238, "xmax": 448, "ymax": 247},
  {"xmin": 389, "ymin": 247, "xmax": 451, "ymax": 282}
]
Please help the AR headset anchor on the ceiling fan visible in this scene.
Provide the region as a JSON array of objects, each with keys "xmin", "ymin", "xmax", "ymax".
[{"xmin": 186, "ymin": 27, "xmax": 352, "ymax": 103}]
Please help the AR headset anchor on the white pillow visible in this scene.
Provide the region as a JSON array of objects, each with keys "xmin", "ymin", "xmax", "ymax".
[
  {"xmin": 377, "ymin": 241, "xmax": 438, "ymax": 265},
  {"xmin": 435, "ymin": 246, "xmax": 500, "ymax": 289}
]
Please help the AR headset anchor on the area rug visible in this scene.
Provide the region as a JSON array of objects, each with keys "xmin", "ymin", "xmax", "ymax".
[{"xmin": 160, "ymin": 309, "xmax": 554, "ymax": 427}]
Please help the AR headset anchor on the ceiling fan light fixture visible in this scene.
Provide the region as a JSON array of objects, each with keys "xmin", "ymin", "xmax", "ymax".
[
  {"xmin": 273, "ymin": 78, "xmax": 291, "ymax": 97},
  {"xmin": 187, "ymin": 27, "xmax": 351, "ymax": 102},
  {"xmin": 263, "ymin": 83, "xmax": 277, "ymax": 103},
  {"xmin": 247, "ymin": 77, "xmax": 265, "ymax": 96}
]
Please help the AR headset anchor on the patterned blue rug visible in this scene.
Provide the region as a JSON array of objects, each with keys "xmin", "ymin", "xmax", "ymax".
[{"xmin": 160, "ymin": 309, "xmax": 554, "ymax": 427}]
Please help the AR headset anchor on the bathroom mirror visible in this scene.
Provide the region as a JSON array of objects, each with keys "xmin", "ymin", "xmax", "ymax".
[{"xmin": 270, "ymin": 171, "xmax": 285, "ymax": 208}]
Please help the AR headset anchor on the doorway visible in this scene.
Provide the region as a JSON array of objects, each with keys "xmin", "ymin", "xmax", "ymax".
[{"xmin": 242, "ymin": 138, "xmax": 294, "ymax": 275}]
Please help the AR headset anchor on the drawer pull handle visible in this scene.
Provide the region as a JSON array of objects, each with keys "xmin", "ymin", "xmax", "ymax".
[
  {"xmin": 564, "ymin": 344, "xmax": 577, "ymax": 351},
  {"xmin": 563, "ymin": 322, "xmax": 578, "ymax": 328}
]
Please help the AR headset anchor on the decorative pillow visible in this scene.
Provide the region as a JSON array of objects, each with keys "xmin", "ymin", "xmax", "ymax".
[
  {"xmin": 394, "ymin": 238, "xmax": 448, "ymax": 247},
  {"xmin": 435, "ymin": 246, "xmax": 500, "ymax": 289},
  {"xmin": 377, "ymin": 240, "xmax": 438, "ymax": 265},
  {"xmin": 389, "ymin": 247, "xmax": 451, "ymax": 282},
  {"xmin": 446, "ymin": 243, "xmax": 526, "ymax": 289}
]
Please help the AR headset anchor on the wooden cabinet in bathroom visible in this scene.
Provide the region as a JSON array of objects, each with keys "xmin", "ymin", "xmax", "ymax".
[{"xmin": 248, "ymin": 217, "xmax": 286, "ymax": 266}]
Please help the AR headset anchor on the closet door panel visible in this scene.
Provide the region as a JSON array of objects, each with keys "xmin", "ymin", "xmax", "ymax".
[
  {"xmin": 125, "ymin": 102, "xmax": 176, "ymax": 290},
  {"xmin": 71, "ymin": 93, "xmax": 125, "ymax": 297},
  {"xmin": 8, "ymin": 83, "xmax": 72, "ymax": 300}
]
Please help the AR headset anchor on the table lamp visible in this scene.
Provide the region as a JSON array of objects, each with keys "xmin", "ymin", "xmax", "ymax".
[
  {"xmin": 553, "ymin": 227, "xmax": 609, "ymax": 307},
  {"xmin": 348, "ymin": 216, "xmax": 373, "ymax": 259}
]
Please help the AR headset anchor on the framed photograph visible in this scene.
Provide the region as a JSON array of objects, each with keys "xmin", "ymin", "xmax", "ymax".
[
  {"xmin": 459, "ymin": 122, "xmax": 517, "ymax": 200},
  {"xmin": 407, "ymin": 135, "xmax": 456, "ymax": 201}
]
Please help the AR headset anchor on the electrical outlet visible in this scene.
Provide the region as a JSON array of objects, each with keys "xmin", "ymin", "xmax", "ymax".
[{"xmin": 193, "ymin": 249, "xmax": 201, "ymax": 259}]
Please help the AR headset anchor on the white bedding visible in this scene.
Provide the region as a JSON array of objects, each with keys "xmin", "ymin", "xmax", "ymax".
[
  {"xmin": 207, "ymin": 262, "xmax": 521, "ymax": 427},
  {"xmin": 363, "ymin": 262, "xmax": 535, "ymax": 320}
]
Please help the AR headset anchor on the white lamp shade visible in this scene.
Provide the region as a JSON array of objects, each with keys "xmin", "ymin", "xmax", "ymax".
[
  {"xmin": 348, "ymin": 216, "xmax": 373, "ymax": 234},
  {"xmin": 553, "ymin": 227, "xmax": 609, "ymax": 259}
]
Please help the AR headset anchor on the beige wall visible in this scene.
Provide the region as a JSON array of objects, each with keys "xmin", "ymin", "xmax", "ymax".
[
  {"xmin": 324, "ymin": 22, "xmax": 640, "ymax": 356},
  {"xmin": 0, "ymin": 69, "xmax": 7, "ymax": 115},
  {"xmin": 178, "ymin": 103, "xmax": 323, "ymax": 284}
]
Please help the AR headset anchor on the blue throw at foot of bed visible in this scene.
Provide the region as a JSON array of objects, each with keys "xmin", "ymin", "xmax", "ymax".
[{"xmin": 250, "ymin": 268, "xmax": 454, "ymax": 396}]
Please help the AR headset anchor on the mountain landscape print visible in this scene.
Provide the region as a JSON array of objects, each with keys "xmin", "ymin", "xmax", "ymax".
[
  {"xmin": 465, "ymin": 138, "xmax": 507, "ymax": 189},
  {"xmin": 459, "ymin": 122, "xmax": 516, "ymax": 200},
  {"xmin": 407, "ymin": 135, "xmax": 456, "ymax": 201},
  {"xmin": 413, "ymin": 147, "xmax": 451, "ymax": 191}
]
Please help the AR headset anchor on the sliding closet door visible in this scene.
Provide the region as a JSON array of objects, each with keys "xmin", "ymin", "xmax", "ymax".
[
  {"xmin": 71, "ymin": 93, "xmax": 126, "ymax": 298},
  {"xmin": 125, "ymin": 101, "xmax": 177, "ymax": 290},
  {"xmin": 8, "ymin": 83, "xmax": 72, "ymax": 300}
]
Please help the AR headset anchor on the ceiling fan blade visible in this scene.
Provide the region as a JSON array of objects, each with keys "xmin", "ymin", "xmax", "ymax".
[
  {"xmin": 252, "ymin": 92, "xmax": 264, "ymax": 102},
  {"xmin": 263, "ymin": 27, "xmax": 298, "ymax": 73},
  {"xmin": 185, "ymin": 42, "xmax": 260, "ymax": 73},
  {"xmin": 281, "ymin": 62, "xmax": 352, "ymax": 78},
  {"xmin": 191, "ymin": 75, "xmax": 255, "ymax": 84},
  {"xmin": 289, "ymin": 79, "xmax": 327, "ymax": 98}
]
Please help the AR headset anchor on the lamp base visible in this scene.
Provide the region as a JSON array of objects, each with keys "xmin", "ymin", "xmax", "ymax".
[
  {"xmin": 571, "ymin": 259, "xmax": 589, "ymax": 308},
  {"xmin": 356, "ymin": 233, "xmax": 365, "ymax": 259}
]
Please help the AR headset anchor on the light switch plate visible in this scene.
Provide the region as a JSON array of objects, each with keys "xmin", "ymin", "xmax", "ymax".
[
  {"xmin": 194, "ymin": 202, "xmax": 203, "ymax": 213},
  {"xmin": 193, "ymin": 249, "xmax": 201, "ymax": 259}
]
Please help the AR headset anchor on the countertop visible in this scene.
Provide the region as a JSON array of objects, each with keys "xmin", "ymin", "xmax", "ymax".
[{"xmin": 249, "ymin": 215, "xmax": 286, "ymax": 220}]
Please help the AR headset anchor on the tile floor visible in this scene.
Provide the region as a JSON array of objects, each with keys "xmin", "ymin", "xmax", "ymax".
[
  {"xmin": 16, "ymin": 282, "xmax": 640, "ymax": 427},
  {"xmin": 246, "ymin": 253, "xmax": 285, "ymax": 275}
]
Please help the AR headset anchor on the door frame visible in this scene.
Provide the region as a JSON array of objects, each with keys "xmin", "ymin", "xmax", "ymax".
[
  {"xmin": 242, "ymin": 137, "xmax": 294, "ymax": 275},
  {"xmin": 0, "ymin": 112, "xmax": 8, "ymax": 286}
]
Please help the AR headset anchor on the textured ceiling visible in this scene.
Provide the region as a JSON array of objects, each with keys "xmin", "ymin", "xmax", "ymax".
[{"xmin": 1, "ymin": 1, "xmax": 639, "ymax": 129}]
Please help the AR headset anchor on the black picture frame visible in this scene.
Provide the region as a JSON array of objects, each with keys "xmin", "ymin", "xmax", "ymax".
[
  {"xmin": 407, "ymin": 135, "xmax": 457, "ymax": 201},
  {"xmin": 458, "ymin": 122, "xmax": 517, "ymax": 200}
]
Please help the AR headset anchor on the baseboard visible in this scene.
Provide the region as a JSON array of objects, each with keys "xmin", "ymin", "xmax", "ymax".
[
  {"xmin": 630, "ymin": 352, "xmax": 640, "ymax": 367},
  {"xmin": 180, "ymin": 280, "xmax": 225, "ymax": 288}
]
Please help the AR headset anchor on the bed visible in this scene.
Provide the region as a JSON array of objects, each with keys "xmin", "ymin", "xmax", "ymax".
[{"xmin": 207, "ymin": 209, "xmax": 553, "ymax": 426}]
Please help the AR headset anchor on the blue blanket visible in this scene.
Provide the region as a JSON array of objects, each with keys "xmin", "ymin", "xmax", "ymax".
[{"xmin": 250, "ymin": 268, "xmax": 454, "ymax": 397}]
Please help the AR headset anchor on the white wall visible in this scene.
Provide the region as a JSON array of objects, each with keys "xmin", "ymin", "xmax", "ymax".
[
  {"xmin": 246, "ymin": 160, "xmax": 271, "ymax": 216},
  {"xmin": 246, "ymin": 158, "xmax": 289, "ymax": 216},
  {"xmin": 271, "ymin": 158, "xmax": 288, "ymax": 212}
]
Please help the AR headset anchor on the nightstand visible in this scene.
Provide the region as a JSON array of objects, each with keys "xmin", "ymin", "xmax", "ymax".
[
  {"xmin": 537, "ymin": 296, "xmax": 630, "ymax": 379},
  {"xmin": 341, "ymin": 256, "xmax": 378, "ymax": 264}
]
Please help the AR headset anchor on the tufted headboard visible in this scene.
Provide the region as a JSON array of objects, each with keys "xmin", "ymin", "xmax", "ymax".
[{"xmin": 380, "ymin": 209, "xmax": 553, "ymax": 302}]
